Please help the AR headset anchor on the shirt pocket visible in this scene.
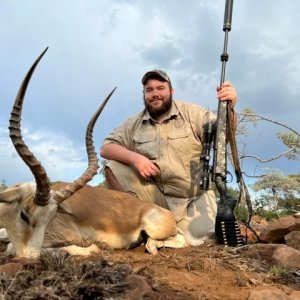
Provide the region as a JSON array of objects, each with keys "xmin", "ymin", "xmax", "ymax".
[
  {"xmin": 133, "ymin": 132, "xmax": 158, "ymax": 159},
  {"xmin": 167, "ymin": 129, "xmax": 190, "ymax": 152}
]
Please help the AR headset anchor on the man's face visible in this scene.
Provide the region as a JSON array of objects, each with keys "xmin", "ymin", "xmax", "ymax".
[{"xmin": 143, "ymin": 79, "xmax": 173, "ymax": 117}]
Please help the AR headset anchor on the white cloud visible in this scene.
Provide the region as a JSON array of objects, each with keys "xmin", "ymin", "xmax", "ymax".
[{"xmin": 0, "ymin": 123, "xmax": 102, "ymax": 187}]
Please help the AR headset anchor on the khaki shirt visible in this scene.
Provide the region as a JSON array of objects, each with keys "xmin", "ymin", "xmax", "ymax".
[{"xmin": 102, "ymin": 100, "xmax": 216, "ymax": 199}]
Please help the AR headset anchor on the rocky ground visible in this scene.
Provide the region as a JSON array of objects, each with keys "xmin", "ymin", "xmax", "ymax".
[{"xmin": 0, "ymin": 215, "xmax": 299, "ymax": 300}]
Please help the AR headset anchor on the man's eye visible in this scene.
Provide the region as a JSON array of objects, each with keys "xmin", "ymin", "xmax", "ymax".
[{"xmin": 20, "ymin": 211, "xmax": 30, "ymax": 225}]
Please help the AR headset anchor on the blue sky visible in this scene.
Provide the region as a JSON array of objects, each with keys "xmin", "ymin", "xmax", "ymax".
[{"xmin": 0, "ymin": 0, "xmax": 299, "ymax": 188}]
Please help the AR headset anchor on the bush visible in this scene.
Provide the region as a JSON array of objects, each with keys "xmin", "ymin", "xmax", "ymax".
[
  {"xmin": 253, "ymin": 208, "xmax": 280, "ymax": 221},
  {"xmin": 235, "ymin": 205, "xmax": 250, "ymax": 223}
]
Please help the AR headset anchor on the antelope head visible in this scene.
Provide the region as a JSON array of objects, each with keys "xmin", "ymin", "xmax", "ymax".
[{"xmin": 0, "ymin": 48, "xmax": 115, "ymax": 257}]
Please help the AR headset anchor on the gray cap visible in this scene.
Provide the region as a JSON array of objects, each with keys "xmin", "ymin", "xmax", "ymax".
[{"xmin": 141, "ymin": 69, "xmax": 171, "ymax": 86}]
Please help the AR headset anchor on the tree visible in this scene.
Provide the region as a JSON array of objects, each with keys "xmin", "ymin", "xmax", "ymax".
[
  {"xmin": 278, "ymin": 195, "xmax": 300, "ymax": 214},
  {"xmin": 237, "ymin": 108, "xmax": 300, "ymax": 166},
  {"xmin": 252, "ymin": 170, "xmax": 300, "ymax": 211}
]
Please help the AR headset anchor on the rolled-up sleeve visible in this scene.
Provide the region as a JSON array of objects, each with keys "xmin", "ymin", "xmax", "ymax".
[{"xmin": 102, "ymin": 113, "xmax": 143, "ymax": 150}]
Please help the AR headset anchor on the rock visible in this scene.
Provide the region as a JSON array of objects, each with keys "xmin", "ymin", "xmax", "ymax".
[
  {"xmin": 239, "ymin": 224, "xmax": 258, "ymax": 242},
  {"xmin": 284, "ymin": 231, "xmax": 300, "ymax": 250},
  {"xmin": 247, "ymin": 287, "xmax": 293, "ymax": 300},
  {"xmin": 239, "ymin": 215, "xmax": 269, "ymax": 242},
  {"xmin": 260, "ymin": 216, "xmax": 300, "ymax": 243},
  {"xmin": 252, "ymin": 215, "xmax": 269, "ymax": 227},
  {"xmin": 247, "ymin": 244, "xmax": 300, "ymax": 270}
]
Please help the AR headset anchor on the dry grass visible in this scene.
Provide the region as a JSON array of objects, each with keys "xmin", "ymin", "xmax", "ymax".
[
  {"xmin": 0, "ymin": 240, "xmax": 299, "ymax": 300},
  {"xmin": 0, "ymin": 252, "xmax": 133, "ymax": 300}
]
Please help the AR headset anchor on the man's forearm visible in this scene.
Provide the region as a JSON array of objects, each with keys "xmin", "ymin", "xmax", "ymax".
[{"xmin": 100, "ymin": 144, "xmax": 137, "ymax": 166}]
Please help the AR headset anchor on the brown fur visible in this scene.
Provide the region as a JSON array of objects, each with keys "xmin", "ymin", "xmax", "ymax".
[{"xmin": 44, "ymin": 183, "xmax": 178, "ymax": 250}]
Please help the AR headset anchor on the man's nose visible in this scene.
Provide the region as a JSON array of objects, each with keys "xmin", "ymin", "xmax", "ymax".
[{"xmin": 152, "ymin": 89, "xmax": 160, "ymax": 97}]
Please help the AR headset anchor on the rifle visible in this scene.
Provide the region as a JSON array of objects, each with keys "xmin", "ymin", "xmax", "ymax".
[{"xmin": 201, "ymin": 0, "xmax": 252, "ymax": 246}]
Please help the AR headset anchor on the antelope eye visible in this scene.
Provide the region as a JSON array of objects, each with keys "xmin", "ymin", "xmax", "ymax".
[{"xmin": 20, "ymin": 211, "xmax": 30, "ymax": 225}]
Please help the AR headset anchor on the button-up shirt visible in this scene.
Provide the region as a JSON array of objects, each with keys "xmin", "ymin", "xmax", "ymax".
[{"xmin": 102, "ymin": 100, "xmax": 216, "ymax": 199}]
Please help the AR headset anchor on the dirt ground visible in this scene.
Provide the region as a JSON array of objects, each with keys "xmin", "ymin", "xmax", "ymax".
[{"xmin": 0, "ymin": 240, "xmax": 299, "ymax": 300}]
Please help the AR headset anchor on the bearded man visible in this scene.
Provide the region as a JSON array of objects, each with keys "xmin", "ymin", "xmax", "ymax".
[{"xmin": 100, "ymin": 70, "xmax": 237, "ymax": 247}]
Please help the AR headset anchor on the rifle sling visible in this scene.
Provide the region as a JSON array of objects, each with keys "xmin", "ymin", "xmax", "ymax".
[{"xmin": 226, "ymin": 103, "xmax": 253, "ymax": 224}]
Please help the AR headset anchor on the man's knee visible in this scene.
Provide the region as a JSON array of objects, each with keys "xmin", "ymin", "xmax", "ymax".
[
  {"xmin": 177, "ymin": 190, "xmax": 217, "ymax": 245},
  {"xmin": 104, "ymin": 160, "xmax": 167, "ymax": 208}
]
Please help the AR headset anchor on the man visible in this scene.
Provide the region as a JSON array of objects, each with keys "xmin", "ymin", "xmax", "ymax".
[{"xmin": 100, "ymin": 70, "xmax": 237, "ymax": 247}]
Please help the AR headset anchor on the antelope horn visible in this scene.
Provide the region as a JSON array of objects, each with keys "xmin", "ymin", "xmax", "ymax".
[
  {"xmin": 54, "ymin": 87, "xmax": 116, "ymax": 203},
  {"xmin": 9, "ymin": 48, "xmax": 51, "ymax": 206}
]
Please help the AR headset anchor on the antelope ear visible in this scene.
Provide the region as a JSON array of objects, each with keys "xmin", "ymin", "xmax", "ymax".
[
  {"xmin": 57, "ymin": 203, "xmax": 77, "ymax": 218},
  {"xmin": 0, "ymin": 186, "xmax": 22, "ymax": 203}
]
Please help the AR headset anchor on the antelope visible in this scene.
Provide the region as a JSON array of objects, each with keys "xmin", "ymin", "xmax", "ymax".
[{"xmin": 0, "ymin": 49, "xmax": 186, "ymax": 258}]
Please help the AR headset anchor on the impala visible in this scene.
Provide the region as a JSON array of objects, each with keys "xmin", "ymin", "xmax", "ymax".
[{"xmin": 0, "ymin": 49, "xmax": 186, "ymax": 258}]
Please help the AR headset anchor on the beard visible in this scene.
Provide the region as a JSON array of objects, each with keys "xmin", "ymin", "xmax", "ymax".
[{"xmin": 144, "ymin": 94, "xmax": 173, "ymax": 118}]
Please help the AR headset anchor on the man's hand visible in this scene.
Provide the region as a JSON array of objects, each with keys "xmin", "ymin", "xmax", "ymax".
[
  {"xmin": 131, "ymin": 154, "xmax": 160, "ymax": 180},
  {"xmin": 100, "ymin": 143, "xmax": 160, "ymax": 180},
  {"xmin": 216, "ymin": 81, "xmax": 237, "ymax": 107}
]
